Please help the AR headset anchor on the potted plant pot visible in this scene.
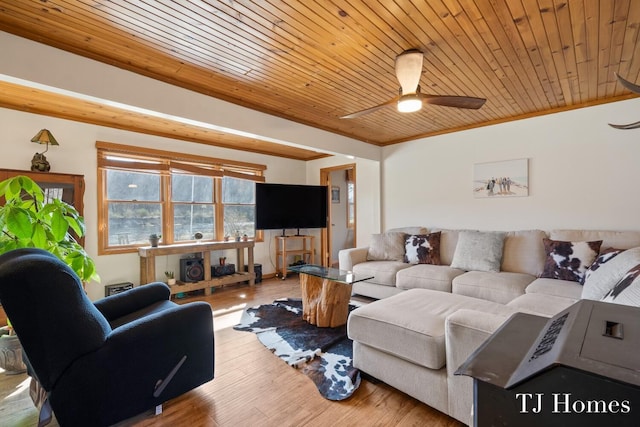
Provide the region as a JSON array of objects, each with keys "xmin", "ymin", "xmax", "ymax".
[
  {"xmin": 149, "ymin": 234, "xmax": 161, "ymax": 247},
  {"xmin": 0, "ymin": 326, "xmax": 27, "ymax": 375}
]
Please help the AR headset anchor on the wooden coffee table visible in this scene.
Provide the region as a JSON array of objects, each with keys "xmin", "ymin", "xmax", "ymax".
[{"xmin": 288, "ymin": 264, "xmax": 373, "ymax": 328}]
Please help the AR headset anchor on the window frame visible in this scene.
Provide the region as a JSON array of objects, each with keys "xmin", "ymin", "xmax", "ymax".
[{"xmin": 97, "ymin": 142, "xmax": 265, "ymax": 255}]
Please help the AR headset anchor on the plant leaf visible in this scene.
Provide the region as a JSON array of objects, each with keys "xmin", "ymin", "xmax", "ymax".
[
  {"xmin": 32, "ymin": 223, "xmax": 48, "ymax": 248},
  {"xmin": 50, "ymin": 210, "xmax": 69, "ymax": 241},
  {"xmin": 6, "ymin": 208, "xmax": 33, "ymax": 239}
]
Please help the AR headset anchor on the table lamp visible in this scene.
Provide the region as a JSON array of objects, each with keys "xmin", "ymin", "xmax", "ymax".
[{"xmin": 30, "ymin": 129, "xmax": 59, "ymax": 172}]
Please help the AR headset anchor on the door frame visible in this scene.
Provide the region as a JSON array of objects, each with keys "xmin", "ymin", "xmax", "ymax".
[{"xmin": 320, "ymin": 163, "xmax": 356, "ymax": 267}]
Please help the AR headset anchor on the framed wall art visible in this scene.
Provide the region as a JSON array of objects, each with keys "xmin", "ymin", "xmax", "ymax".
[
  {"xmin": 331, "ymin": 185, "xmax": 340, "ymax": 203},
  {"xmin": 473, "ymin": 158, "xmax": 529, "ymax": 198}
]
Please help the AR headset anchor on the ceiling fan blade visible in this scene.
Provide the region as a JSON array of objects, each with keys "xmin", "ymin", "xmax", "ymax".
[
  {"xmin": 422, "ymin": 94, "xmax": 486, "ymax": 109},
  {"xmin": 608, "ymin": 120, "xmax": 640, "ymax": 130},
  {"xmin": 340, "ymin": 97, "xmax": 398, "ymax": 119},
  {"xmin": 615, "ymin": 72, "xmax": 640, "ymax": 94}
]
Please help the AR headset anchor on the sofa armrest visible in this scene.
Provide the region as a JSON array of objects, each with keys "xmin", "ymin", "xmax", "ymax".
[
  {"xmin": 445, "ymin": 309, "xmax": 511, "ymax": 425},
  {"xmin": 338, "ymin": 247, "xmax": 369, "ymax": 271},
  {"xmin": 94, "ymin": 282, "xmax": 170, "ymax": 321}
]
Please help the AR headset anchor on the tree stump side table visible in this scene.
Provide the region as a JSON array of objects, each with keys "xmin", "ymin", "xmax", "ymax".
[{"xmin": 288, "ymin": 264, "xmax": 374, "ymax": 328}]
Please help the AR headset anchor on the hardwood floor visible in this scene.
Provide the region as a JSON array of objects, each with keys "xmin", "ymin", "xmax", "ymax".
[{"xmin": 0, "ymin": 276, "xmax": 464, "ymax": 426}]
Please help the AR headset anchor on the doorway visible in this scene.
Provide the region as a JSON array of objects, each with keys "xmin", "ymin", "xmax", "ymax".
[{"xmin": 320, "ymin": 164, "xmax": 356, "ymax": 268}]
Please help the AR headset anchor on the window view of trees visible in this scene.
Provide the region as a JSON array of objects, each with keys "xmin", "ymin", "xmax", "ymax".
[
  {"xmin": 106, "ymin": 170, "xmax": 162, "ymax": 245},
  {"xmin": 102, "ymin": 164, "xmax": 259, "ymax": 249},
  {"xmin": 172, "ymin": 174, "xmax": 215, "ymax": 241},
  {"xmin": 223, "ymin": 176, "xmax": 255, "ymax": 238}
]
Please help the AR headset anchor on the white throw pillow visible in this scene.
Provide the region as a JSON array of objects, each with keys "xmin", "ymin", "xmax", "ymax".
[
  {"xmin": 601, "ymin": 263, "xmax": 640, "ymax": 307},
  {"xmin": 367, "ymin": 232, "xmax": 406, "ymax": 261},
  {"xmin": 582, "ymin": 246, "xmax": 640, "ymax": 300},
  {"xmin": 450, "ymin": 231, "xmax": 506, "ymax": 272}
]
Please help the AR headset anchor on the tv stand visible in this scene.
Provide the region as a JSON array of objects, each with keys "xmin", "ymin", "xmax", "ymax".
[
  {"xmin": 279, "ymin": 228, "xmax": 303, "ymax": 237},
  {"xmin": 275, "ymin": 235, "xmax": 315, "ymax": 279}
]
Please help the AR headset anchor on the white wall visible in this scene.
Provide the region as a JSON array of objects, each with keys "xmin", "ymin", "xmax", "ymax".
[
  {"xmin": 307, "ymin": 156, "xmax": 381, "ymax": 247},
  {"xmin": 382, "ymin": 97, "xmax": 640, "ymax": 232},
  {"xmin": 0, "ymin": 107, "xmax": 308, "ymax": 300},
  {"xmin": 329, "ymin": 169, "xmax": 349, "ymax": 262}
]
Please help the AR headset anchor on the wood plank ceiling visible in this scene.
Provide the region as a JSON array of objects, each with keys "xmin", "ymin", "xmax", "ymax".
[{"xmin": 0, "ymin": 0, "xmax": 639, "ymax": 160}]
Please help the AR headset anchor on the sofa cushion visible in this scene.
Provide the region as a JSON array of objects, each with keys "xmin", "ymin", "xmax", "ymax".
[
  {"xmin": 525, "ymin": 278, "xmax": 583, "ymax": 299},
  {"xmin": 404, "ymin": 232, "xmax": 441, "ymax": 265},
  {"xmin": 540, "ymin": 238, "xmax": 602, "ymax": 283},
  {"xmin": 582, "ymin": 247, "xmax": 640, "ymax": 300},
  {"xmin": 450, "ymin": 231, "xmax": 506, "ymax": 272},
  {"xmin": 387, "ymin": 226, "xmax": 428, "ymax": 235},
  {"xmin": 582, "ymin": 247, "xmax": 625, "ymax": 284},
  {"xmin": 507, "ymin": 293, "xmax": 579, "ymax": 317},
  {"xmin": 501, "ymin": 230, "xmax": 547, "ymax": 276},
  {"xmin": 452, "ymin": 271, "xmax": 535, "ymax": 304},
  {"xmin": 429, "ymin": 228, "xmax": 466, "ymax": 266},
  {"xmin": 347, "ymin": 289, "xmax": 516, "ymax": 370},
  {"xmin": 601, "ymin": 263, "xmax": 640, "ymax": 306},
  {"xmin": 352, "ymin": 281, "xmax": 405, "ymax": 300},
  {"xmin": 367, "ymin": 232, "xmax": 406, "ymax": 261},
  {"xmin": 396, "ymin": 264, "xmax": 465, "ymax": 292},
  {"xmin": 352, "ymin": 260, "xmax": 410, "ymax": 286},
  {"xmin": 550, "ymin": 230, "xmax": 640, "ymax": 250}
]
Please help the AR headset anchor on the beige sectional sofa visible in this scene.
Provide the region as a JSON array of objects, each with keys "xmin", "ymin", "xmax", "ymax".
[{"xmin": 341, "ymin": 227, "xmax": 640, "ymax": 425}]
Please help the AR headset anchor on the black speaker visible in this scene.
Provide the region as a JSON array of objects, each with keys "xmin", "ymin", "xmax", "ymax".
[
  {"xmin": 104, "ymin": 282, "xmax": 134, "ymax": 297},
  {"xmin": 180, "ymin": 258, "xmax": 204, "ymax": 282}
]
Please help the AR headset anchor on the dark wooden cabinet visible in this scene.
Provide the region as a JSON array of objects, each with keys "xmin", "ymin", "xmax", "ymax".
[
  {"xmin": 0, "ymin": 168, "xmax": 85, "ymax": 216},
  {"xmin": 0, "ymin": 168, "xmax": 85, "ymax": 245}
]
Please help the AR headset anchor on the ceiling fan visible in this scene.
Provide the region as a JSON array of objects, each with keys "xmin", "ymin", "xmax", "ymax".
[
  {"xmin": 608, "ymin": 72, "xmax": 640, "ymax": 130},
  {"xmin": 341, "ymin": 49, "xmax": 486, "ymax": 119}
]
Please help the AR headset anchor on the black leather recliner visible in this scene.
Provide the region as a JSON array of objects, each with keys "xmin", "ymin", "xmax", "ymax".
[{"xmin": 0, "ymin": 248, "xmax": 214, "ymax": 426}]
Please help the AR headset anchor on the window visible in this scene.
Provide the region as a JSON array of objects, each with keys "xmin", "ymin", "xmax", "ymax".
[
  {"xmin": 172, "ymin": 174, "xmax": 215, "ymax": 241},
  {"xmin": 222, "ymin": 176, "xmax": 256, "ymax": 238},
  {"xmin": 97, "ymin": 142, "xmax": 265, "ymax": 254}
]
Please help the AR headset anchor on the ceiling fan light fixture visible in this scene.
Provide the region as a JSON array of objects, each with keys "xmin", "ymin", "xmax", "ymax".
[{"xmin": 397, "ymin": 94, "xmax": 422, "ymax": 113}]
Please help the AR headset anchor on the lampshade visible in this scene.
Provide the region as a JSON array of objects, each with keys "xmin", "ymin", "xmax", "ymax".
[
  {"xmin": 31, "ymin": 129, "xmax": 59, "ymax": 146},
  {"xmin": 395, "ymin": 50, "xmax": 423, "ymax": 96}
]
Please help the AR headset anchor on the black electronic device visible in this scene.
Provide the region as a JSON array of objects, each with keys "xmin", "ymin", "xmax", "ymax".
[
  {"xmin": 456, "ymin": 300, "xmax": 640, "ymax": 426},
  {"xmin": 180, "ymin": 258, "xmax": 204, "ymax": 282},
  {"xmin": 255, "ymin": 183, "xmax": 328, "ymax": 234},
  {"xmin": 104, "ymin": 282, "xmax": 134, "ymax": 297}
]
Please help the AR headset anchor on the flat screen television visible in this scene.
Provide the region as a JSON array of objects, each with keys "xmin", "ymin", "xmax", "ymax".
[{"xmin": 255, "ymin": 183, "xmax": 328, "ymax": 234}]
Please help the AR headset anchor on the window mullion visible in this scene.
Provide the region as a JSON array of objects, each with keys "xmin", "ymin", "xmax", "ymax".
[
  {"xmin": 215, "ymin": 178, "xmax": 224, "ymax": 240},
  {"xmin": 163, "ymin": 174, "xmax": 174, "ymax": 244}
]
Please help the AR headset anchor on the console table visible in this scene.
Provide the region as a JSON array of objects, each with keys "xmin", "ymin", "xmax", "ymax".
[{"xmin": 139, "ymin": 241, "xmax": 255, "ymax": 296}]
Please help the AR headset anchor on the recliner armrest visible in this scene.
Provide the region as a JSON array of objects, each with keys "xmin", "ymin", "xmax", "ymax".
[
  {"xmin": 94, "ymin": 282, "xmax": 170, "ymax": 321},
  {"xmin": 50, "ymin": 301, "xmax": 214, "ymax": 426},
  {"xmin": 338, "ymin": 247, "xmax": 369, "ymax": 271}
]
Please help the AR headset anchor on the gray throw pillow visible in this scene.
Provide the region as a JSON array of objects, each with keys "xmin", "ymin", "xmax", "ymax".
[
  {"xmin": 450, "ymin": 231, "xmax": 506, "ymax": 272},
  {"xmin": 367, "ymin": 232, "xmax": 406, "ymax": 261}
]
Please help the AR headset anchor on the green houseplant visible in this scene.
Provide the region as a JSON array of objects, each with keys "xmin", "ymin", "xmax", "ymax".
[
  {"xmin": 0, "ymin": 175, "xmax": 99, "ymax": 370},
  {"xmin": 0, "ymin": 175, "xmax": 99, "ymax": 286}
]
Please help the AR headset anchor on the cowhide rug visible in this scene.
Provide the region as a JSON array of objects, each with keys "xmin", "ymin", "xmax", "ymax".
[{"xmin": 233, "ymin": 298, "xmax": 361, "ymax": 401}]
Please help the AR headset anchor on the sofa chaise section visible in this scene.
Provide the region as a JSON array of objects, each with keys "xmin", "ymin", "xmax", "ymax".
[{"xmin": 347, "ymin": 289, "xmax": 517, "ymax": 416}]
